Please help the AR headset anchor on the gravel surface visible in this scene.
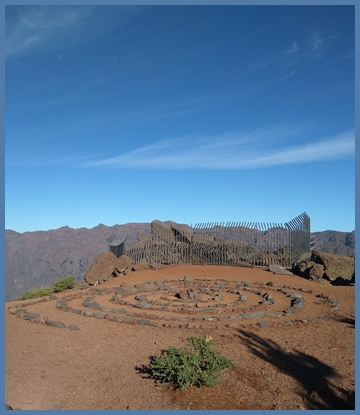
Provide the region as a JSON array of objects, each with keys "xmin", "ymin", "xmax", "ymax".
[{"xmin": 5, "ymin": 265, "xmax": 355, "ymax": 410}]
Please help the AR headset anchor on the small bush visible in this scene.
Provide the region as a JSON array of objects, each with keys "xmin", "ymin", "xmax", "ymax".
[
  {"xmin": 317, "ymin": 297, "xmax": 333, "ymax": 305},
  {"xmin": 17, "ymin": 287, "xmax": 53, "ymax": 301},
  {"xmin": 149, "ymin": 334, "xmax": 234, "ymax": 390},
  {"xmin": 51, "ymin": 275, "xmax": 76, "ymax": 292}
]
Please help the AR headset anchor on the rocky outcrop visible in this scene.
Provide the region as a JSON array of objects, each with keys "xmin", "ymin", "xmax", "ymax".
[
  {"xmin": 292, "ymin": 250, "xmax": 354, "ymax": 284},
  {"xmin": 83, "ymin": 253, "xmax": 134, "ymax": 285},
  {"xmin": 151, "ymin": 220, "xmax": 192, "ymax": 244},
  {"xmin": 171, "ymin": 224, "xmax": 191, "ymax": 243},
  {"xmin": 151, "ymin": 220, "xmax": 175, "ymax": 244},
  {"xmin": 126, "ymin": 220, "xmax": 294, "ymax": 268}
]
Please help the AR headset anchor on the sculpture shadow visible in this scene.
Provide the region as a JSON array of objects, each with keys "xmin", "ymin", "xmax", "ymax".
[{"xmin": 237, "ymin": 329, "xmax": 354, "ymax": 410}]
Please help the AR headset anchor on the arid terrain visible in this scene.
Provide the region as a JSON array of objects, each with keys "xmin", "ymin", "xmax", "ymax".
[
  {"xmin": 5, "ymin": 265, "xmax": 355, "ymax": 410},
  {"xmin": 5, "ymin": 222, "xmax": 355, "ymax": 302}
]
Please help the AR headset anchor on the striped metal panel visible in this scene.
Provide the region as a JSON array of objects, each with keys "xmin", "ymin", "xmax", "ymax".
[{"xmin": 121, "ymin": 213, "xmax": 310, "ymax": 269}]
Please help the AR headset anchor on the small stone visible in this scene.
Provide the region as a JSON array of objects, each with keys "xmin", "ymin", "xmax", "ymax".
[
  {"xmin": 266, "ymin": 281, "xmax": 279, "ymax": 287},
  {"xmin": 291, "ymin": 298, "xmax": 305, "ymax": 309},
  {"xmin": 82, "ymin": 297, "xmax": 95, "ymax": 307},
  {"xmin": 45, "ymin": 320, "xmax": 65, "ymax": 328},
  {"xmin": 112, "ymin": 308, "xmax": 126, "ymax": 314},
  {"xmin": 284, "ymin": 306, "xmax": 298, "ymax": 315},
  {"xmin": 257, "ymin": 321, "xmax": 272, "ymax": 328},
  {"xmin": 99, "ymin": 306, "xmax": 113, "ymax": 312},
  {"xmin": 172, "ymin": 316, "xmax": 183, "ymax": 321},
  {"xmin": 138, "ymin": 319, "xmax": 152, "ymax": 325},
  {"xmin": 87, "ymin": 301, "xmax": 101, "ymax": 310},
  {"xmin": 135, "ymin": 294, "xmax": 148, "ymax": 302},
  {"xmin": 136, "ymin": 301, "xmax": 152, "ymax": 309},
  {"xmin": 10, "ymin": 308, "xmax": 26, "ymax": 315},
  {"xmin": 67, "ymin": 309, "xmax": 81, "ymax": 314},
  {"xmin": 263, "ymin": 293, "xmax": 275, "ymax": 304},
  {"xmin": 22, "ymin": 312, "xmax": 40, "ymax": 320},
  {"xmin": 240, "ymin": 311, "xmax": 267, "ymax": 319},
  {"xmin": 67, "ymin": 325, "xmax": 80, "ymax": 331}
]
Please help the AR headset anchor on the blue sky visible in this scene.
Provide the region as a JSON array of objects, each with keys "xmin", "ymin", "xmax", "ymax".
[{"xmin": 5, "ymin": 5, "xmax": 355, "ymax": 233}]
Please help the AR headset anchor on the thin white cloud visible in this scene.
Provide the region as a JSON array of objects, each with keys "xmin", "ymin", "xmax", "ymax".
[
  {"xmin": 82, "ymin": 128, "xmax": 354, "ymax": 170},
  {"xmin": 5, "ymin": 5, "xmax": 143, "ymax": 59},
  {"xmin": 73, "ymin": 71, "xmax": 296, "ymax": 130},
  {"xmin": 6, "ymin": 6, "xmax": 87, "ymax": 57},
  {"xmin": 251, "ymin": 42, "xmax": 300, "ymax": 70},
  {"xmin": 283, "ymin": 42, "xmax": 298, "ymax": 56},
  {"xmin": 309, "ymin": 31, "xmax": 323, "ymax": 51},
  {"xmin": 6, "ymin": 154, "xmax": 91, "ymax": 167},
  {"xmin": 251, "ymin": 30, "xmax": 336, "ymax": 72}
]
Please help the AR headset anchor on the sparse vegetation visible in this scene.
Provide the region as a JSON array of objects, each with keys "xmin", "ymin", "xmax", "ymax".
[
  {"xmin": 149, "ymin": 334, "xmax": 234, "ymax": 390},
  {"xmin": 316, "ymin": 297, "xmax": 333, "ymax": 305},
  {"xmin": 17, "ymin": 287, "xmax": 53, "ymax": 301},
  {"xmin": 17, "ymin": 275, "xmax": 76, "ymax": 300},
  {"xmin": 51, "ymin": 274, "xmax": 76, "ymax": 292}
]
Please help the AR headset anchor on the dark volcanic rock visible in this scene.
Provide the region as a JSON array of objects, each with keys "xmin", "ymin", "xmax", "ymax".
[
  {"xmin": 45, "ymin": 320, "xmax": 65, "ymax": 328},
  {"xmin": 293, "ymin": 250, "xmax": 354, "ymax": 283}
]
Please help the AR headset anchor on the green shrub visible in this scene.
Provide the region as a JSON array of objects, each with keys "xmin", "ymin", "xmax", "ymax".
[
  {"xmin": 149, "ymin": 334, "xmax": 234, "ymax": 390},
  {"xmin": 51, "ymin": 275, "xmax": 76, "ymax": 292},
  {"xmin": 317, "ymin": 297, "xmax": 333, "ymax": 305},
  {"xmin": 17, "ymin": 287, "xmax": 53, "ymax": 301}
]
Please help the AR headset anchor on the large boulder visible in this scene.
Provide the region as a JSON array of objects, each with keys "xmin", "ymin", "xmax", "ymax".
[
  {"xmin": 132, "ymin": 259, "xmax": 151, "ymax": 271},
  {"xmin": 83, "ymin": 253, "xmax": 134, "ymax": 285},
  {"xmin": 114, "ymin": 255, "xmax": 134, "ymax": 275},
  {"xmin": 192, "ymin": 231, "xmax": 215, "ymax": 244},
  {"xmin": 293, "ymin": 250, "xmax": 354, "ymax": 283},
  {"xmin": 313, "ymin": 250, "xmax": 354, "ymax": 282},
  {"xmin": 171, "ymin": 224, "xmax": 191, "ymax": 243},
  {"xmin": 151, "ymin": 220, "xmax": 175, "ymax": 244}
]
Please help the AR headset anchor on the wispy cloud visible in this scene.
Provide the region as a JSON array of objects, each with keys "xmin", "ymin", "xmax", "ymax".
[
  {"xmin": 5, "ymin": 5, "xmax": 142, "ymax": 59},
  {"xmin": 6, "ymin": 6, "xmax": 88, "ymax": 57},
  {"xmin": 6, "ymin": 154, "xmax": 91, "ymax": 167},
  {"xmin": 73, "ymin": 71, "xmax": 296, "ymax": 130},
  {"xmin": 81, "ymin": 128, "xmax": 354, "ymax": 170},
  {"xmin": 251, "ymin": 30, "xmax": 336, "ymax": 72}
]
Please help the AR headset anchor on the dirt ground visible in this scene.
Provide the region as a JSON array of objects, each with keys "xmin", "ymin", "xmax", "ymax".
[{"xmin": 5, "ymin": 265, "xmax": 355, "ymax": 410}]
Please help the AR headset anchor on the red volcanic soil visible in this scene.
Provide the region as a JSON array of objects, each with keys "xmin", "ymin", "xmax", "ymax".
[{"xmin": 5, "ymin": 265, "xmax": 355, "ymax": 410}]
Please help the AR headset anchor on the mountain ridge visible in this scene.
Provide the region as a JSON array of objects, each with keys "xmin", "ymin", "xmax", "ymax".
[{"xmin": 5, "ymin": 222, "xmax": 355, "ymax": 302}]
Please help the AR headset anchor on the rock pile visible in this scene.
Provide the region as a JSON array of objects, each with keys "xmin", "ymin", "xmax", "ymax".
[
  {"xmin": 292, "ymin": 250, "xmax": 354, "ymax": 284},
  {"xmin": 125, "ymin": 220, "xmax": 290, "ymax": 268}
]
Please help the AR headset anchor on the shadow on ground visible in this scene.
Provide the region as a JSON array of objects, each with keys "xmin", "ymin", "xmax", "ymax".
[{"xmin": 237, "ymin": 329, "xmax": 354, "ymax": 410}]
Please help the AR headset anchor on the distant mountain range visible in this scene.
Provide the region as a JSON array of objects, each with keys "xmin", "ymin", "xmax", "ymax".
[{"xmin": 5, "ymin": 222, "xmax": 355, "ymax": 302}]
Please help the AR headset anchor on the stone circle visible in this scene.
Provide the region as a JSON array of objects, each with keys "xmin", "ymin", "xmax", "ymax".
[{"xmin": 8, "ymin": 276, "xmax": 341, "ymax": 330}]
